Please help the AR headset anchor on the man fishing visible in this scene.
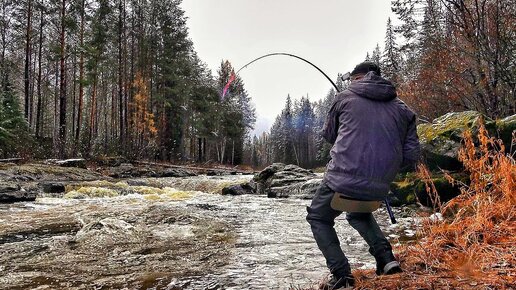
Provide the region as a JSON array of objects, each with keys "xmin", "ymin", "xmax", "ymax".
[{"xmin": 306, "ymin": 61, "xmax": 420, "ymax": 289}]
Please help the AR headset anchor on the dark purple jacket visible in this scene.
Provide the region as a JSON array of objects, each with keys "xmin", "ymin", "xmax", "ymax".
[{"xmin": 323, "ymin": 71, "xmax": 420, "ymax": 201}]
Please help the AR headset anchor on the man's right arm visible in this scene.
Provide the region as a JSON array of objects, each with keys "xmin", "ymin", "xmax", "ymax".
[{"xmin": 401, "ymin": 114, "xmax": 420, "ymax": 171}]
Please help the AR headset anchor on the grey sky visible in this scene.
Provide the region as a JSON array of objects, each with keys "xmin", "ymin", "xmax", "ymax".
[{"xmin": 180, "ymin": 0, "xmax": 396, "ymax": 135}]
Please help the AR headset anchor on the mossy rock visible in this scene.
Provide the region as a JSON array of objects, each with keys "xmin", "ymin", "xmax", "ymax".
[
  {"xmin": 389, "ymin": 173, "xmax": 469, "ymax": 207},
  {"xmin": 417, "ymin": 111, "xmax": 495, "ymax": 170},
  {"xmin": 496, "ymin": 114, "xmax": 516, "ymax": 152},
  {"xmin": 389, "ymin": 180, "xmax": 417, "ymax": 206}
]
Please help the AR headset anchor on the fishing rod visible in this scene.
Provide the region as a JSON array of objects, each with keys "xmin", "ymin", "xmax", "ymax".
[
  {"xmin": 236, "ymin": 52, "xmax": 340, "ymax": 92},
  {"xmin": 222, "ymin": 52, "xmax": 343, "ymax": 99}
]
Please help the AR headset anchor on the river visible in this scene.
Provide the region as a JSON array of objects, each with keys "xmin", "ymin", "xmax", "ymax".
[{"xmin": 0, "ymin": 175, "xmax": 417, "ymax": 290}]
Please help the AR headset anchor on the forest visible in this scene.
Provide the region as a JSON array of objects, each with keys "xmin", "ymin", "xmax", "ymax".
[
  {"xmin": 0, "ymin": 0, "xmax": 514, "ymax": 168},
  {"xmin": 0, "ymin": 0, "xmax": 255, "ymax": 163}
]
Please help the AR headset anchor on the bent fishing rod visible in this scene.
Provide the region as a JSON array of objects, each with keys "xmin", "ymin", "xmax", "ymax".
[
  {"xmin": 222, "ymin": 52, "xmax": 352, "ymax": 99},
  {"xmin": 236, "ymin": 52, "xmax": 341, "ymax": 92}
]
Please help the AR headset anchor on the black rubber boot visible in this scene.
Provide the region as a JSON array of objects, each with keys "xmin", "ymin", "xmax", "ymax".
[
  {"xmin": 375, "ymin": 251, "xmax": 402, "ymax": 275},
  {"xmin": 319, "ymin": 274, "xmax": 355, "ymax": 290}
]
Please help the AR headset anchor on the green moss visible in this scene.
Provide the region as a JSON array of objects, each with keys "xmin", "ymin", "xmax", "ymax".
[
  {"xmin": 496, "ymin": 115, "xmax": 516, "ymax": 151},
  {"xmin": 417, "ymin": 111, "xmax": 494, "ymax": 143},
  {"xmin": 417, "ymin": 111, "xmax": 497, "ymax": 170},
  {"xmin": 390, "ymin": 179, "xmax": 418, "ymax": 206},
  {"xmin": 390, "ymin": 172, "xmax": 469, "ymax": 206},
  {"xmin": 406, "ymin": 193, "xmax": 416, "ymax": 203},
  {"xmin": 413, "ymin": 173, "xmax": 468, "ymax": 207}
]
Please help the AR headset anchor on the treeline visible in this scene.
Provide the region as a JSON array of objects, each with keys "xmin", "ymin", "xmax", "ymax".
[
  {"xmin": 0, "ymin": 0, "xmax": 255, "ymax": 162},
  {"xmin": 245, "ymin": 0, "xmax": 515, "ymax": 169},
  {"xmin": 243, "ymin": 78, "xmax": 346, "ymax": 169}
]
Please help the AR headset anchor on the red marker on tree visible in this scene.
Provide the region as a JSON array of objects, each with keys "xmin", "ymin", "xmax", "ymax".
[{"xmin": 221, "ymin": 71, "xmax": 236, "ymax": 99}]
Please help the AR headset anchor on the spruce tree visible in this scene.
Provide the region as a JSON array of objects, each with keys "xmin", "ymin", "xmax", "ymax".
[
  {"xmin": 371, "ymin": 43, "xmax": 382, "ymax": 66},
  {"xmin": 0, "ymin": 76, "xmax": 31, "ymax": 157},
  {"xmin": 382, "ymin": 18, "xmax": 400, "ymax": 84}
]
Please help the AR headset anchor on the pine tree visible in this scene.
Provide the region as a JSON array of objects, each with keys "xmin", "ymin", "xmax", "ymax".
[
  {"xmin": 382, "ymin": 18, "xmax": 400, "ymax": 84},
  {"xmin": 315, "ymin": 89, "xmax": 335, "ymax": 165},
  {"xmin": 371, "ymin": 43, "xmax": 382, "ymax": 66},
  {"xmin": 215, "ymin": 60, "xmax": 255, "ymax": 164},
  {"xmin": 0, "ymin": 76, "xmax": 31, "ymax": 157}
]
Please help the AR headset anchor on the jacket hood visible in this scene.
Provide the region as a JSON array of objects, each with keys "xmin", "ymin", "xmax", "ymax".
[{"xmin": 348, "ymin": 71, "xmax": 397, "ymax": 101}]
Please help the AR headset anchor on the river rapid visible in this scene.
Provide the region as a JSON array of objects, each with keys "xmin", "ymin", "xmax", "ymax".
[{"xmin": 0, "ymin": 175, "xmax": 418, "ymax": 290}]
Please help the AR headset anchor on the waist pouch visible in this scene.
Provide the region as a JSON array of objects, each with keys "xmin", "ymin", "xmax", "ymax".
[{"xmin": 330, "ymin": 193, "xmax": 381, "ymax": 213}]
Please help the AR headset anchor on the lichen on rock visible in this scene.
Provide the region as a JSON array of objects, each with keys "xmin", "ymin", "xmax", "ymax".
[{"xmin": 417, "ymin": 111, "xmax": 495, "ymax": 170}]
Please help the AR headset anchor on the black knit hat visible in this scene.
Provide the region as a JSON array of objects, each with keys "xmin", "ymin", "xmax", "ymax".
[{"xmin": 350, "ymin": 61, "xmax": 381, "ymax": 77}]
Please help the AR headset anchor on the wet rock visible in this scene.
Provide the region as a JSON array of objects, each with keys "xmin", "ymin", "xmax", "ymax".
[
  {"xmin": 0, "ymin": 182, "xmax": 36, "ymax": 202},
  {"xmin": 160, "ymin": 168, "xmax": 196, "ymax": 178},
  {"xmin": 221, "ymin": 183, "xmax": 254, "ymax": 195},
  {"xmin": 105, "ymin": 163, "xmax": 195, "ymax": 178},
  {"xmin": 206, "ymin": 169, "xmax": 235, "ymax": 176},
  {"xmin": 389, "ymin": 181, "xmax": 417, "ymax": 207},
  {"xmin": 267, "ymin": 178, "xmax": 322, "ymax": 199},
  {"xmin": 496, "ymin": 114, "xmax": 516, "ymax": 151},
  {"xmin": 95, "ymin": 156, "xmax": 128, "ymax": 167},
  {"xmin": 107, "ymin": 163, "xmax": 148, "ymax": 178},
  {"xmin": 390, "ymin": 173, "xmax": 469, "ymax": 207},
  {"xmin": 126, "ymin": 179, "xmax": 149, "ymax": 186},
  {"xmin": 417, "ymin": 111, "xmax": 495, "ymax": 170},
  {"xmin": 0, "ymin": 182, "xmax": 19, "ymax": 192},
  {"xmin": 253, "ymin": 163, "xmax": 286, "ymax": 183},
  {"xmin": 254, "ymin": 163, "xmax": 319, "ymax": 198},
  {"xmin": 206, "ymin": 170, "xmax": 218, "ymax": 176},
  {"xmin": 1, "ymin": 163, "xmax": 103, "ymax": 182},
  {"xmin": 55, "ymin": 158, "xmax": 87, "ymax": 168},
  {"xmin": 40, "ymin": 182, "xmax": 65, "ymax": 193},
  {"xmin": 414, "ymin": 174, "xmax": 468, "ymax": 208}
]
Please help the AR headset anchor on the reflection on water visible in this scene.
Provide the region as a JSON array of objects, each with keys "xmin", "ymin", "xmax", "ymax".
[{"xmin": 0, "ymin": 175, "xmax": 417, "ymax": 289}]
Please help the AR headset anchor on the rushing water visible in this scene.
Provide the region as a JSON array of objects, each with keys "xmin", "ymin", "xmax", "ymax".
[{"xmin": 0, "ymin": 175, "xmax": 417, "ymax": 290}]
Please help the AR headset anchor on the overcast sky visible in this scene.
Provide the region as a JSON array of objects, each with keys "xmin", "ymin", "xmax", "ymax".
[{"xmin": 180, "ymin": 0, "xmax": 396, "ymax": 136}]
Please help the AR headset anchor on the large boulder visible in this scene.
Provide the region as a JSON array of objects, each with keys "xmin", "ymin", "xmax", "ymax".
[
  {"xmin": 0, "ymin": 182, "xmax": 37, "ymax": 203},
  {"xmin": 253, "ymin": 163, "xmax": 320, "ymax": 198},
  {"xmin": 221, "ymin": 183, "xmax": 255, "ymax": 196},
  {"xmin": 159, "ymin": 168, "xmax": 196, "ymax": 178},
  {"xmin": 417, "ymin": 111, "xmax": 495, "ymax": 170},
  {"xmin": 106, "ymin": 163, "xmax": 196, "ymax": 178},
  {"xmin": 496, "ymin": 114, "xmax": 516, "ymax": 151},
  {"xmin": 40, "ymin": 182, "xmax": 65, "ymax": 193},
  {"xmin": 53, "ymin": 158, "xmax": 87, "ymax": 168},
  {"xmin": 389, "ymin": 173, "xmax": 469, "ymax": 207}
]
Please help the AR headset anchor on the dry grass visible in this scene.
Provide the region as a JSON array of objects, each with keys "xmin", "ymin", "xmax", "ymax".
[{"xmin": 353, "ymin": 123, "xmax": 515, "ymax": 289}]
